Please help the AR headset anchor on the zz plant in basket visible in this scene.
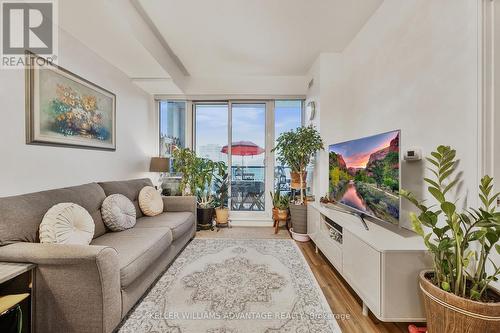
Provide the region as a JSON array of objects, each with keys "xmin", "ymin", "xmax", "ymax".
[
  {"xmin": 402, "ymin": 145, "xmax": 500, "ymax": 332},
  {"xmin": 402, "ymin": 145, "xmax": 500, "ymax": 301}
]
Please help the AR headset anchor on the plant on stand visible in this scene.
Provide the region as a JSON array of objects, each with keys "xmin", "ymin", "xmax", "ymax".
[
  {"xmin": 271, "ymin": 190, "xmax": 290, "ymax": 234},
  {"xmin": 272, "ymin": 125, "xmax": 324, "ymax": 241},
  {"xmin": 213, "ymin": 162, "xmax": 229, "ymax": 226},
  {"xmin": 402, "ymin": 145, "xmax": 500, "ymax": 333}
]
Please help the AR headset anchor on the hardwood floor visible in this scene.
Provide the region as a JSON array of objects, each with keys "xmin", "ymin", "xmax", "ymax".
[
  {"xmin": 297, "ymin": 240, "xmax": 415, "ymax": 333},
  {"xmin": 196, "ymin": 226, "xmax": 422, "ymax": 333}
]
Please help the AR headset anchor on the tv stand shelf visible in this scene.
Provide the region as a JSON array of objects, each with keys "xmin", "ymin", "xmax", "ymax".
[{"xmin": 308, "ymin": 202, "xmax": 431, "ymax": 322}]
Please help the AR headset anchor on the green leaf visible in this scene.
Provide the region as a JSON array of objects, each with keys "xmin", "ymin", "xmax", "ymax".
[
  {"xmin": 443, "ymin": 179, "xmax": 459, "ymax": 195},
  {"xmin": 479, "ymin": 193, "xmax": 489, "ymax": 209},
  {"xmin": 425, "ymin": 157, "xmax": 439, "ymax": 168},
  {"xmin": 429, "ymin": 187, "xmax": 445, "ymax": 203},
  {"xmin": 431, "ymin": 151, "xmax": 442, "ymax": 160},
  {"xmin": 441, "ymin": 202, "xmax": 456, "ymax": 217},
  {"xmin": 496, "ymin": 244, "xmax": 500, "ymax": 255},
  {"xmin": 428, "ymin": 168, "xmax": 440, "ymax": 179},
  {"xmin": 470, "ymin": 289, "xmax": 480, "ymax": 301},
  {"xmin": 439, "ymin": 161, "xmax": 455, "ymax": 174},
  {"xmin": 424, "ymin": 178, "xmax": 440, "ymax": 189},
  {"xmin": 459, "ymin": 213, "xmax": 471, "ymax": 225},
  {"xmin": 439, "ymin": 168, "xmax": 454, "ymax": 183},
  {"xmin": 469, "ymin": 230, "xmax": 487, "ymax": 241},
  {"xmin": 441, "ymin": 281, "xmax": 450, "ymax": 291},
  {"xmin": 410, "ymin": 213, "xmax": 424, "ymax": 236},
  {"xmin": 486, "ymin": 230, "xmax": 499, "ymax": 245},
  {"xmin": 438, "ymin": 239, "xmax": 451, "ymax": 251}
]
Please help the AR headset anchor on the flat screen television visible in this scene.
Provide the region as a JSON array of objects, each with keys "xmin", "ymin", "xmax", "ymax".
[{"xmin": 328, "ymin": 130, "xmax": 400, "ymax": 225}]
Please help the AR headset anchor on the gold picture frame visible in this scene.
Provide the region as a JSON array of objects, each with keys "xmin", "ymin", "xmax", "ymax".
[{"xmin": 25, "ymin": 51, "xmax": 116, "ymax": 151}]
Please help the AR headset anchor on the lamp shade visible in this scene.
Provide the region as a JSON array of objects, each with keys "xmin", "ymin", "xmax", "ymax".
[{"xmin": 149, "ymin": 157, "xmax": 169, "ymax": 172}]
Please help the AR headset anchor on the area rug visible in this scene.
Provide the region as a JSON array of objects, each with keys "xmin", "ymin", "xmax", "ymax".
[{"xmin": 119, "ymin": 239, "xmax": 341, "ymax": 333}]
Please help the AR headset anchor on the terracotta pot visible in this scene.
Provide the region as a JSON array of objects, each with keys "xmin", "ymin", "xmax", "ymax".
[
  {"xmin": 215, "ymin": 207, "xmax": 229, "ymax": 225},
  {"xmin": 272, "ymin": 208, "xmax": 278, "ymax": 220},
  {"xmin": 290, "ymin": 171, "xmax": 307, "ymax": 190},
  {"xmin": 276, "ymin": 209, "xmax": 288, "ymax": 221},
  {"xmin": 419, "ymin": 271, "xmax": 500, "ymax": 333}
]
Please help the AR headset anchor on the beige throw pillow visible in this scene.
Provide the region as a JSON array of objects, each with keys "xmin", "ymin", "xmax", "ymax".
[
  {"xmin": 39, "ymin": 203, "xmax": 95, "ymax": 245},
  {"xmin": 101, "ymin": 194, "xmax": 136, "ymax": 231},
  {"xmin": 138, "ymin": 186, "xmax": 163, "ymax": 217}
]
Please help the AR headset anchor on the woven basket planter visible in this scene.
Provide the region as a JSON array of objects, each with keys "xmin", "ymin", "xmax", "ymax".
[{"xmin": 419, "ymin": 271, "xmax": 500, "ymax": 333}]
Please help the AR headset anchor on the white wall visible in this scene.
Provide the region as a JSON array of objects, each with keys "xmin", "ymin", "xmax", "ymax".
[
  {"xmin": 308, "ymin": 0, "xmax": 480, "ymax": 230},
  {"xmin": 0, "ymin": 28, "xmax": 156, "ymax": 196}
]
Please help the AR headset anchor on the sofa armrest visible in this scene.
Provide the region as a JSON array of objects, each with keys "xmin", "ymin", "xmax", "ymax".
[
  {"xmin": 0, "ymin": 243, "xmax": 121, "ymax": 333},
  {"xmin": 162, "ymin": 195, "xmax": 197, "ymax": 215}
]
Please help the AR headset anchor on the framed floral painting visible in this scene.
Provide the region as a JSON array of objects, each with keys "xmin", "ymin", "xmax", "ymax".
[{"xmin": 25, "ymin": 52, "xmax": 116, "ymax": 150}]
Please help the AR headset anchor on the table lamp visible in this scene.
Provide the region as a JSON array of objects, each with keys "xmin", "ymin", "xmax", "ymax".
[
  {"xmin": 149, "ymin": 157, "xmax": 169, "ymax": 189},
  {"xmin": 150, "ymin": 157, "xmax": 169, "ymax": 173}
]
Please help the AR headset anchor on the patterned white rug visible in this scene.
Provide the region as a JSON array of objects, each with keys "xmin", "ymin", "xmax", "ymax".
[{"xmin": 119, "ymin": 239, "xmax": 341, "ymax": 333}]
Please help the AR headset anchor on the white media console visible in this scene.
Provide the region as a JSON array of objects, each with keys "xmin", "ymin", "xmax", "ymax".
[{"xmin": 308, "ymin": 202, "xmax": 431, "ymax": 322}]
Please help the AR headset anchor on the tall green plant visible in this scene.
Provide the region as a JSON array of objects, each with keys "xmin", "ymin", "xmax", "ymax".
[
  {"xmin": 172, "ymin": 147, "xmax": 225, "ymax": 208},
  {"xmin": 172, "ymin": 147, "xmax": 197, "ymax": 195},
  {"xmin": 193, "ymin": 157, "xmax": 216, "ymax": 208},
  {"xmin": 213, "ymin": 162, "xmax": 229, "ymax": 209},
  {"xmin": 402, "ymin": 145, "xmax": 500, "ymax": 301},
  {"xmin": 272, "ymin": 125, "xmax": 324, "ymax": 204}
]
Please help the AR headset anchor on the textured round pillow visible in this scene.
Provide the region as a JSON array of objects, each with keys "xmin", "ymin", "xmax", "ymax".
[
  {"xmin": 39, "ymin": 203, "xmax": 95, "ymax": 245},
  {"xmin": 101, "ymin": 194, "xmax": 136, "ymax": 231},
  {"xmin": 138, "ymin": 186, "xmax": 163, "ymax": 217}
]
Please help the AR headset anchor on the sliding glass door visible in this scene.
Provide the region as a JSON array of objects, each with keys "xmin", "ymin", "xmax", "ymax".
[
  {"xmin": 194, "ymin": 102, "xmax": 270, "ymax": 222},
  {"xmin": 193, "ymin": 100, "xmax": 302, "ymax": 223},
  {"xmin": 231, "ymin": 103, "xmax": 266, "ymax": 212}
]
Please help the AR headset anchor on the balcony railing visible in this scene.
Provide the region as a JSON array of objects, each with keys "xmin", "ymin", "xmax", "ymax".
[{"xmin": 229, "ymin": 166, "xmax": 292, "ymax": 211}]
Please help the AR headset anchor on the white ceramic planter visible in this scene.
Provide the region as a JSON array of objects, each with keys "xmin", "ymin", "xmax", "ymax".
[{"xmin": 290, "ymin": 228, "xmax": 310, "ymax": 242}]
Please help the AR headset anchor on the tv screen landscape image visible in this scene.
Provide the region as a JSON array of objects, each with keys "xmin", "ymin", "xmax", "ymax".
[{"xmin": 329, "ymin": 130, "xmax": 400, "ymax": 225}]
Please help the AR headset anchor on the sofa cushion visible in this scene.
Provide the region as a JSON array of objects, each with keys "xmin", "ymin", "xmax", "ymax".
[
  {"xmin": 138, "ymin": 186, "xmax": 163, "ymax": 217},
  {"xmin": 135, "ymin": 212, "xmax": 194, "ymax": 241},
  {"xmin": 91, "ymin": 227, "xmax": 172, "ymax": 288},
  {"xmin": 101, "ymin": 194, "xmax": 136, "ymax": 231},
  {"xmin": 98, "ymin": 179, "xmax": 154, "ymax": 219},
  {"xmin": 39, "ymin": 203, "xmax": 95, "ymax": 245},
  {"xmin": 0, "ymin": 183, "xmax": 107, "ymax": 246}
]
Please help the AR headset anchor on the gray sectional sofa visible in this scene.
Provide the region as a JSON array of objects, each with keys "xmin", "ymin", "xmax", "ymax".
[{"xmin": 0, "ymin": 178, "xmax": 196, "ymax": 333}]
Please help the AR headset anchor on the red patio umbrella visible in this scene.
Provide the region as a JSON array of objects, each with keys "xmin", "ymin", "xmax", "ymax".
[{"xmin": 221, "ymin": 141, "xmax": 265, "ymax": 156}]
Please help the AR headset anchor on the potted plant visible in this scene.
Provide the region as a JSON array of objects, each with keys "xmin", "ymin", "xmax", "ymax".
[
  {"xmin": 173, "ymin": 147, "xmax": 221, "ymax": 230},
  {"xmin": 193, "ymin": 157, "xmax": 219, "ymax": 230},
  {"xmin": 172, "ymin": 147, "xmax": 197, "ymax": 195},
  {"xmin": 271, "ymin": 190, "xmax": 289, "ymax": 220},
  {"xmin": 271, "ymin": 190, "xmax": 290, "ymax": 233},
  {"xmin": 402, "ymin": 145, "xmax": 500, "ymax": 333},
  {"xmin": 213, "ymin": 162, "xmax": 229, "ymax": 226},
  {"xmin": 272, "ymin": 125, "xmax": 324, "ymax": 241}
]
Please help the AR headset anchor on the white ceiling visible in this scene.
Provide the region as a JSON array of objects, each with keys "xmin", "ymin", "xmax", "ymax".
[
  {"xmin": 59, "ymin": 0, "xmax": 170, "ymax": 79},
  {"xmin": 138, "ymin": 0, "xmax": 383, "ymax": 76},
  {"xmin": 58, "ymin": 0, "xmax": 383, "ymax": 94}
]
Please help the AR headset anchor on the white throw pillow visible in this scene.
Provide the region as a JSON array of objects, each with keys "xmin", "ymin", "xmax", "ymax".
[
  {"xmin": 138, "ymin": 186, "xmax": 163, "ymax": 217},
  {"xmin": 39, "ymin": 203, "xmax": 95, "ymax": 245},
  {"xmin": 101, "ymin": 194, "xmax": 136, "ymax": 231}
]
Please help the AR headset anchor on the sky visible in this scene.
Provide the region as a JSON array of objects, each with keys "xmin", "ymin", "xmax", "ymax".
[{"xmin": 329, "ymin": 130, "xmax": 399, "ymax": 169}]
